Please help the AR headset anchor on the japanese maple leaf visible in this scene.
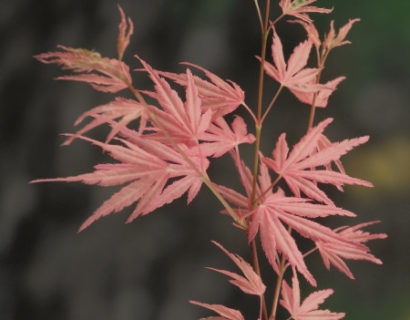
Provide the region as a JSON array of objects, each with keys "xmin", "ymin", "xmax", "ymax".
[
  {"xmin": 291, "ymin": 76, "xmax": 346, "ymax": 108},
  {"xmin": 262, "ymin": 30, "xmax": 322, "ymax": 103},
  {"xmin": 35, "ymin": 46, "xmax": 131, "ymax": 93},
  {"xmin": 316, "ymin": 221, "xmax": 387, "ymax": 279},
  {"xmin": 262, "ymin": 118, "xmax": 373, "ymax": 205},
  {"xmin": 137, "ymin": 56, "xmax": 213, "ymax": 146},
  {"xmin": 63, "ymin": 97, "xmax": 148, "ymax": 145},
  {"xmin": 35, "ymin": 6, "xmax": 133, "ymax": 93},
  {"xmin": 32, "ymin": 133, "xmax": 207, "ymax": 231},
  {"xmin": 279, "ymin": 0, "xmax": 333, "ymax": 23},
  {"xmin": 295, "ymin": 18, "xmax": 360, "ymax": 54},
  {"xmin": 248, "ymin": 189, "xmax": 356, "ymax": 285},
  {"xmin": 323, "ymin": 19, "xmax": 361, "ymax": 52},
  {"xmin": 200, "ymin": 116, "xmax": 255, "ymax": 158},
  {"xmin": 281, "ymin": 270, "xmax": 345, "ymax": 320},
  {"xmin": 207, "ymin": 241, "xmax": 265, "ymax": 296},
  {"xmin": 116, "ymin": 5, "xmax": 134, "ymax": 60},
  {"xmin": 158, "ymin": 62, "xmax": 245, "ymax": 119},
  {"xmin": 190, "ymin": 301, "xmax": 244, "ymax": 320}
]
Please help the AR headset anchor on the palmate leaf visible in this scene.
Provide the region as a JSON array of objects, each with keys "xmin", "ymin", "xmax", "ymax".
[
  {"xmin": 116, "ymin": 5, "xmax": 134, "ymax": 60},
  {"xmin": 207, "ymin": 241, "xmax": 265, "ymax": 296},
  {"xmin": 136, "ymin": 56, "xmax": 213, "ymax": 145},
  {"xmin": 35, "ymin": 6, "xmax": 133, "ymax": 93},
  {"xmin": 190, "ymin": 301, "xmax": 244, "ymax": 320},
  {"xmin": 262, "ymin": 29, "xmax": 322, "ymax": 103},
  {"xmin": 248, "ymin": 190, "xmax": 356, "ymax": 286},
  {"xmin": 323, "ymin": 19, "xmax": 361, "ymax": 51},
  {"xmin": 35, "ymin": 46, "xmax": 132, "ymax": 93},
  {"xmin": 316, "ymin": 221, "xmax": 387, "ymax": 279},
  {"xmin": 262, "ymin": 118, "xmax": 373, "ymax": 205},
  {"xmin": 158, "ymin": 63, "xmax": 245, "ymax": 119},
  {"xmin": 200, "ymin": 116, "xmax": 255, "ymax": 158},
  {"xmin": 291, "ymin": 76, "xmax": 346, "ymax": 108},
  {"xmin": 63, "ymin": 97, "xmax": 148, "ymax": 145},
  {"xmin": 281, "ymin": 270, "xmax": 345, "ymax": 320},
  {"xmin": 279, "ymin": 0, "xmax": 333, "ymax": 23},
  {"xmin": 31, "ymin": 133, "xmax": 207, "ymax": 231}
]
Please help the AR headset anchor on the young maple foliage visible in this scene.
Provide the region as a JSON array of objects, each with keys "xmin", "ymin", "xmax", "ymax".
[
  {"xmin": 62, "ymin": 97, "xmax": 148, "ymax": 145},
  {"xmin": 263, "ymin": 30, "xmax": 344, "ymax": 108},
  {"xmin": 280, "ymin": 270, "xmax": 345, "ymax": 320},
  {"xmin": 261, "ymin": 118, "xmax": 373, "ymax": 205},
  {"xmin": 158, "ymin": 62, "xmax": 245, "ymax": 119},
  {"xmin": 34, "ymin": 46, "xmax": 132, "ymax": 93},
  {"xmin": 32, "ymin": 131, "xmax": 208, "ymax": 232},
  {"xmin": 316, "ymin": 221, "xmax": 387, "ymax": 279},
  {"xmin": 207, "ymin": 241, "xmax": 265, "ymax": 296},
  {"xmin": 279, "ymin": 0, "xmax": 333, "ymax": 23},
  {"xmin": 190, "ymin": 301, "xmax": 245, "ymax": 320},
  {"xmin": 33, "ymin": 3, "xmax": 387, "ymax": 320}
]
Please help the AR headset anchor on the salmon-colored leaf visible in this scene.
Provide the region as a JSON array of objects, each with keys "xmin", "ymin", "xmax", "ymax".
[{"xmin": 208, "ymin": 241, "xmax": 265, "ymax": 296}]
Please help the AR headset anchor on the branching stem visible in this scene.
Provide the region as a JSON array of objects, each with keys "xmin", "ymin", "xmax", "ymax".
[
  {"xmin": 270, "ymin": 255, "xmax": 287, "ymax": 319},
  {"xmin": 261, "ymin": 84, "xmax": 284, "ymax": 124}
]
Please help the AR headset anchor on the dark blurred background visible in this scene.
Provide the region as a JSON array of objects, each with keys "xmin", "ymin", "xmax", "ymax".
[{"xmin": 1, "ymin": 0, "xmax": 409, "ymax": 319}]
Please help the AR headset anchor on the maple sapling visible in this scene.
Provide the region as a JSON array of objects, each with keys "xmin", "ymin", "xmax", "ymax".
[{"xmin": 33, "ymin": 1, "xmax": 386, "ymax": 319}]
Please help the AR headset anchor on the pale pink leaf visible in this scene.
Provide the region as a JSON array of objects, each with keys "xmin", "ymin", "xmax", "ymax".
[
  {"xmin": 209, "ymin": 241, "xmax": 265, "ymax": 296},
  {"xmin": 190, "ymin": 301, "xmax": 244, "ymax": 320},
  {"xmin": 280, "ymin": 271, "xmax": 345, "ymax": 320}
]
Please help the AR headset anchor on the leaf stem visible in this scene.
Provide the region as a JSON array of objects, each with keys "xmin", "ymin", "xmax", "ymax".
[
  {"xmin": 255, "ymin": 173, "xmax": 282, "ymax": 203},
  {"xmin": 307, "ymin": 51, "xmax": 330, "ymax": 130},
  {"xmin": 251, "ymin": 240, "xmax": 269, "ymax": 320},
  {"xmin": 241, "ymin": 100, "xmax": 258, "ymax": 124},
  {"xmin": 284, "ymin": 246, "xmax": 318, "ymax": 270},
  {"xmin": 261, "ymin": 84, "xmax": 283, "ymax": 124},
  {"xmin": 252, "ymin": 0, "xmax": 264, "ymax": 32},
  {"xmin": 270, "ymin": 255, "xmax": 287, "ymax": 320},
  {"xmin": 251, "ymin": 0, "xmax": 271, "ymax": 207}
]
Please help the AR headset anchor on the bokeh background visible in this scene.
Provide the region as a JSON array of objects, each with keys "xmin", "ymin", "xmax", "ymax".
[{"xmin": 1, "ymin": 0, "xmax": 409, "ymax": 319}]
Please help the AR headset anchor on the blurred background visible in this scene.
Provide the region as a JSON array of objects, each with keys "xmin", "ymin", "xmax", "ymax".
[{"xmin": 1, "ymin": 0, "xmax": 409, "ymax": 319}]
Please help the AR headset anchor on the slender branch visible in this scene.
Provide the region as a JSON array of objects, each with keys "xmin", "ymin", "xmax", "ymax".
[
  {"xmin": 250, "ymin": 0, "xmax": 271, "ymax": 206},
  {"xmin": 252, "ymin": 0, "xmax": 264, "ymax": 32},
  {"xmin": 270, "ymin": 255, "xmax": 287, "ymax": 320},
  {"xmin": 251, "ymin": 240, "xmax": 269, "ymax": 320},
  {"xmin": 284, "ymin": 247, "xmax": 318, "ymax": 271},
  {"xmin": 261, "ymin": 84, "xmax": 283, "ymax": 124},
  {"xmin": 307, "ymin": 50, "xmax": 330, "ymax": 130},
  {"xmin": 241, "ymin": 100, "xmax": 258, "ymax": 124},
  {"xmin": 271, "ymin": 13, "xmax": 284, "ymax": 27},
  {"xmin": 254, "ymin": 173, "xmax": 282, "ymax": 203}
]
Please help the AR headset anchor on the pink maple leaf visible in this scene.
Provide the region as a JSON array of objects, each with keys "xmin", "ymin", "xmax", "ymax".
[
  {"xmin": 31, "ymin": 133, "xmax": 207, "ymax": 231},
  {"xmin": 262, "ymin": 118, "xmax": 373, "ymax": 205},
  {"xmin": 323, "ymin": 19, "xmax": 361, "ymax": 52},
  {"xmin": 200, "ymin": 116, "xmax": 255, "ymax": 158},
  {"xmin": 263, "ymin": 29, "xmax": 322, "ymax": 103},
  {"xmin": 281, "ymin": 270, "xmax": 345, "ymax": 320},
  {"xmin": 116, "ymin": 5, "xmax": 134, "ymax": 60},
  {"xmin": 35, "ymin": 46, "xmax": 131, "ymax": 93},
  {"xmin": 158, "ymin": 62, "xmax": 245, "ymax": 119},
  {"xmin": 137, "ymin": 57, "xmax": 213, "ymax": 146},
  {"xmin": 190, "ymin": 301, "xmax": 244, "ymax": 320},
  {"xmin": 291, "ymin": 76, "xmax": 346, "ymax": 108},
  {"xmin": 248, "ymin": 189, "xmax": 356, "ymax": 286},
  {"xmin": 35, "ymin": 6, "xmax": 133, "ymax": 93},
  {"xmin": 316, "ymin": 221, "xmax": 387, "ymax": 279},
  {"xmin": 207, "ymin": 241, "xmax": 265, "ymax": 296},
  {"xmin": 279, "ymin": 0, "xmax": 333, "ymax": 23},
  {"xmin": 63, "ymin": 97, "xmax": 148, "ymax": 145}
]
